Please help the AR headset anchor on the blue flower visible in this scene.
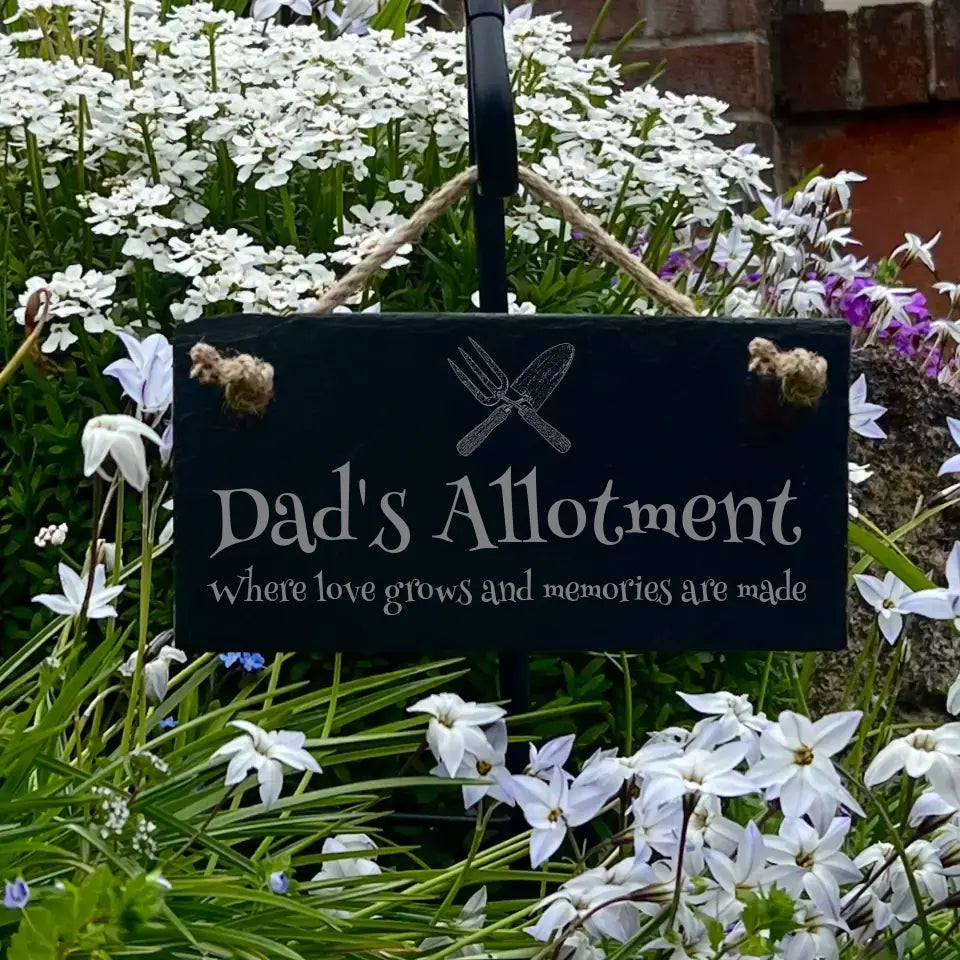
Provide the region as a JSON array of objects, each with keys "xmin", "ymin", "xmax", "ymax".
[
  {"xmin": 268, "ymin": 871, "xmax": 288, "ymax": 895},
  {"xmin": 240, "ymin": 652, "xmax": 265, "ymax": 672},
  {"xmin": 219, "ymin": 652, "xmax": 241, "ymax": 668},
  {"xmin": 159, "ymin": 716, "xmax": 178, "ymax": 730},
  {"xmin": 4, "ymin": 878, "xmax": 29, "ymax": 910}
]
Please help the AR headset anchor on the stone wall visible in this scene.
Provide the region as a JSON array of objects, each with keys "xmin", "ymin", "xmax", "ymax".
[{"xmin": 553, "ymin": 0, "xmax": 960, "ymax": 284}]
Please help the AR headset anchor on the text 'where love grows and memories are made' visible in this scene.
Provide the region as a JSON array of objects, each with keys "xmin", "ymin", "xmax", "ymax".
[{"xmin": 173, "ymin": 313, "xmax": 849, "ymax": 654}]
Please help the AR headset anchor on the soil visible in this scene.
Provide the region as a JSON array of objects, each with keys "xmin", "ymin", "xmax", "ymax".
[{"xmin": 808, "ymin": 345, "xmax": 960, "ymax": 721}]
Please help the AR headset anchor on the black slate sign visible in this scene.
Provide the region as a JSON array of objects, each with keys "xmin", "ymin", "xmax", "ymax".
[{"xmin": 173, "ymin": 314, "xmax": 849, "ymax": 654}]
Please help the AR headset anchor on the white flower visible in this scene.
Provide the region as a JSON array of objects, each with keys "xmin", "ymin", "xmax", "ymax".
[
  {"xmin": 42, "ymin": 322, "xmax": 79, "ymax": 353},
  {"xmin": 899, "ymin": 542, "xmax": 960, "ymax": 626},
  {"xmin": 887, "ymin": 841, "xmax": 947, "ymax": 920},
  {"xmin": 103, "ymin": 331, "xmax": 173, "ymax": 415},
  {"xmin": 853, "ymin": 571, "xmax": 912, "ymax": 644},
  {"xmin": 421, "ymin": 887, "xmax": 487, "ymax": 955},
  {"xmin": 311, "ymin": 834, "xmax": 380, "ymax": 882},
  {"xmin": 677, "ymin": 690, "xmax": 767, "ymax": 763},
  {"xmin": 849, "ymin": 374, "xmax": 886, "ymax": 439},
  {"xmin": 779, "ymin": 876, "xmax": 848, "ymax": 960},
  {"xmin": 119, "ymin": 644, "xmax": 188, "ymax": 703},
  {"xmin": 504, "ymin": 2, "xmax": 533, "ymax": 26},
  {"xmin": 893, "ymin": 231, "xmax": 941, "ymax": 272},
  {"xmin": 512, "ymin": 766, "xmax": 611, "ymax": 868},
  {"xmin": 34, "ymin": 522, "xmax": 68, "ymax": 548},
  {"xmin": 407, "ymin": 693, "xmax": 505, "ymax": 776},
  {"xmin": 527, "ymin": 867, "xmax": 644, "ymax": 944},
  {"xmin": 764, "ymin": 817, "xmax": 860, "ymax": 897},
  {"xmin": 809, "ymin": 171, "xmax": 865, "ymax": 211},
  {"xmin": 848, "ymin": 463, "xmax": 872, "ymax": 485},
  {"xmin": 32, "ymin": 562, "xmax": 123, "ymax": 619},
  {"xmin": 863, "ymin": 285, "xmax": 917, "ymax": 328},
  {"xmin": 82, "ymin": 414, "xmax": 162, "ymax": 491},
  {"xmin": 712, "ymin": 227, "xmax": 755, "ymax": 274},
  {"xmin": 864, "ymin": 725, "xmax": 960, "ymax": 786},
  {"xmin": 527, "ymin": 734, "xmax": 575, "ymax": 779},
  {"xmin": 934, "ymin": 281, "xmax": 960, "ymax": 309},
  {"xmin": 748, "ymin": 710, "xmax": 863, "ymax": 819},
  {"xmin": 309, "ymin": 834, "xmax": 381, "ymax": 915},
  {"xmin": 685, "ymin": 793, "xmax": 741, "ymax": 862},
  {"xmin": 848, "ymin": 462, "xmax": 872, "ymax": 518},
  {"xmin": 938, "ymin": 419, "xmax": 960, "ymax": 477},
  {"xmin": 642, "ymin": 743, "xmax": 756, "ymax": 808},
  {"xmin": 435, "ymin": 720, "xmax": 514, "ymax": 810},
  {"xmin": 210, "ymin": 720, "xmax": 321, "ymax": 809},
  {"xmin": 644, "ymin": 905, "xmax": 713, "ymax": 960},
  {"xmin": 949, "ymin": 674, "xmax": 960, "ymax": 716},
  {"xmin": 251, "ymin": 0, "xmax": 312, "ymax": 21},
  {"xmin": 700, "ymin": 820, "xmax": 766, "ymax": 920},
  {"xmin": 908, "ymin": 789, "xmax": 957, "ymax": 826},
  {"xmin": 776, "ymin": 278, "xmax": 827, "ymax": 316}
]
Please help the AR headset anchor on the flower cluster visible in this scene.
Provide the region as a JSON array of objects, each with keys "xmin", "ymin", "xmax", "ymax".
[{"xmin": 407, "ymin": 686, "xmax": 960, "ymax": 960}]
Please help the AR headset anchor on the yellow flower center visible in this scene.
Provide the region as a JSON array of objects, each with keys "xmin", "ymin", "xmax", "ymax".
[{"xmin": 793, "ymin": 746, "xmax": 815, "ymax": 766}]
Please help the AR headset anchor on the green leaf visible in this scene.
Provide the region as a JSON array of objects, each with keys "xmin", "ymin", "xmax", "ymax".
[{"xmin": 848, "ymin": 520, "xmax": 936, "ymax": 592}]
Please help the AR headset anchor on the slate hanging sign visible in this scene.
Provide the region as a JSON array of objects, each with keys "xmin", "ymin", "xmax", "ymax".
[{"xmin": 173, "ymin": 313, "xmax": 849, "ymax": 654}]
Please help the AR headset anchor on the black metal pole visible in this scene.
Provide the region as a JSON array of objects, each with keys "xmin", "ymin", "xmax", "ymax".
[{"xmin": 463, "ymin": 0, "xmax": 528, "ymax": 774}]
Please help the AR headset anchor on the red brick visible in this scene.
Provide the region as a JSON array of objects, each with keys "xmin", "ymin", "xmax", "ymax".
[
  {"xmin": 933, "ymin": 0, "xmax": 960, "ymax": 100},
  {"xmin": 856, "ymin": 4, "xmax": 928, "ymax": 108},
  {"xmin": 778, "ymin": 11, "xmax": 850, "ymax": 113},
  {"xmin": 535, "ymin": 0, "xmax": 642, "ymax": 42},
  {"xmin": 638, "ymin": 0, "xmax": 768, "ymax": 37},
  {"xmin": 623, "ymin": 40, "xmax": 772, "ymax": 112}
]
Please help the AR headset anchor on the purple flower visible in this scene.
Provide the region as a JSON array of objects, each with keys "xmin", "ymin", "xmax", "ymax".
[
  {"xmin": 906, "ymin": 291, "xmax": 930, "ymax": 320},
  {"xmin": 269, "ymin": 871, "xmax": 289, "ymax": 894},
  {"xmin": 925, "ymin": 348, "xmax": 944, "ymax": 378},
  {"xmin": 4, "ymin": 879, "xmax": 29, "ymax": 910},
  {"xmin": 219, "ymin": 652, "xmax": 241, "ymax": 668},
  {"xmin": 837, "ymin": 277, "xmax": 876, "ymax": 328},
  {"xmin": 159, "ymin": 716, "xmax": 178, "ymax": 730},
  {"xmin": 240, "ymin": 652, "xmax": 265, "ymax": 672},
  {"xmin": 659, "ymin": 251, "xmax": 689, "ymax": 280}
]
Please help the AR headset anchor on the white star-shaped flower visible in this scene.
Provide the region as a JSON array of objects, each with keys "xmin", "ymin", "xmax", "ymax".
[
  {"xmin": 853, "ymin": 571, "xmax": 912, "ymax": 644},
  {"xmin": 849, "ymin": 374, "xmax": 886, "ymax": 439},
  {"xmin": 893, "ymin": 231, "xmax": 941, "ymax": 272},
  {"xmin": 407, "ymin": 693, "xmax": 505, "ymax": 776},
  {"xmin": 32, "ymin": 562, "xmax": 123, "ymax": 619},
  {"xmin": 210, "ymin": 720, "xmax": 321, "ymax": 809}
]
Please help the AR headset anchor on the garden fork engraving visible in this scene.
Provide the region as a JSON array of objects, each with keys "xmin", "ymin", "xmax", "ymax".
[{"xmin": 448, "ymin": 338, "xmax": 573, "ymax": 456}]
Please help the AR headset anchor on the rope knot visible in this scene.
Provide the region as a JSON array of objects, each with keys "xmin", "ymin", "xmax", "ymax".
[
  {"xmin": 748, "ymin": 337, "xmax": 827, "ymax": 408},
  {"xmin": 189, "ymin": 342, "xmax": 275, "ymax": 416}
]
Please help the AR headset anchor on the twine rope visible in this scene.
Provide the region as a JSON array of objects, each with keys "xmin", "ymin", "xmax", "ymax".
[{"xmin": 191, "ymin": 164, "xmax": 827, "ymax": 413}]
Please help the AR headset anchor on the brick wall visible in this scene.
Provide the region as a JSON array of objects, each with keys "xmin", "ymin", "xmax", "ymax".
[
  {"xmin": 546, "ymin": 0, "xmax": 777, "ymax": 155},
  {"xmin": 553, "ymin": 0, "xmax": 960, "ymax": 284}
]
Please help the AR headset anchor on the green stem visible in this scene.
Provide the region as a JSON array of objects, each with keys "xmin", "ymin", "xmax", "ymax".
[
  {"xmin": 620, "ymin": 652, "xmax": 633, "ymax": 755},
  {"xmin": 667, "ymin": 795, "xmax": 695, "ymax": 929},
  {"xmin": 840, "ymin": 766, "xmax": 936, "ymax": 959},
  {"xmin": 119, "ymin": 485, "xmax": 152, "ymax": 757},
  {"xmin": 756, "ymin": 652, "xmax": 774, "ymax": 714},
  {"xmin": 321, "ymin": 653, "xmax": 342, "ymax": 739},
  {"xmin": 431, "ymin": 802, "xmax": 494, "ymax": 924},
  {"xmin": 123, "ymin": 0, "xmax": 136, "ymax": 85},
  {"xmin": 279, "ymin": 185, "xmax": 299, "ymax": 247},
  {"xmin": 581, "ymin": 0, "xmax": 613, "ymax": 58}
]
